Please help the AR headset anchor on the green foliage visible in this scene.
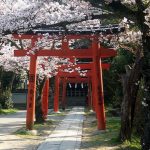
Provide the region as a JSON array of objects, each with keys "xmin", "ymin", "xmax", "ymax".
[
  {"xmin": 83, "ymin": 108, "xmax": 141, "ymax": 149},
  {"xmin": 0, "ymin": 90, "xmax": 13, "ymax": 109},
  {"xmin": 12, "ymin": 74, "xmax": 24, "ymax": 91},
  {"xmin": 103, "ymin": 48, "xmax": 134, "ymax": 107},
  {"xmin": 15, "ymin": 128, "xmax": 31, "ymax": 135},
  {"xmin": 82, "ymin": 110, "xmax": 121, "ymax": 149},
  {"xmin": 91, "ymin": 117, "xmax": 121, "ymax": 146},
  {"xmin": 15, "ymin": 120, "xmax": 54, "ymax": 137},
  {"xmin": 0, "ymin": 108, "xmax": 17, "ymax": 115},
  {"xmin": 117, "ymin": 136, "xmax": 141, "ymax": 150},
  {"xmin": 1, "ymin": 71, "xmax": 14, "ymax": 90}
]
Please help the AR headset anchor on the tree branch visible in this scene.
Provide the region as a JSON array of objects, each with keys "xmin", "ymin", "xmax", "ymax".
[
  {"xmin": 91, "ymin": 0, "xmax": 137, "ymax": 22},
  {"xmin": 7, "ymin": 39, "xmax": 21, "ymax": 50}
]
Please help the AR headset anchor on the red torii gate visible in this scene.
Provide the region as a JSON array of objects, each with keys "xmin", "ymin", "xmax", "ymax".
[
  {"xmin": 60, "ymin": 77, "xmax": 91, "ymax": 110},
  {"xmin": 13, "ymin": 34, "xmax": 117, "ymax": 130},
  {"xmin": 53, "ymin": 62, "xmax": 110, "ymax": 113}
]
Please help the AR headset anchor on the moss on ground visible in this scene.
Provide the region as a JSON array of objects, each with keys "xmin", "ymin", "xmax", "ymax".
[
  {"xmin": 15, "ymin": 120, "xmax": 54, "ymax": 138},
  {"xmin": 14, "ymin": 110, "xmax": 69, "ymax": 138},
  {"xmin": 81, "ymin": 108, "xmax": 141, "ymax": 150},
  {"xmin": 0, "ymin": 109, "xmax": 18, "ymax": 115}
]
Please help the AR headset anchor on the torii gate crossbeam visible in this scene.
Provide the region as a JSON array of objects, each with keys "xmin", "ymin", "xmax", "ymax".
[{"xmin": 13, "ymin": 34, "xmax": 116, "ymax": 130}]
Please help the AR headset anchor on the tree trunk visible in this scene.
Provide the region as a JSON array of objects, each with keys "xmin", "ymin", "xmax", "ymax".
[
  {"xmin": 0, "ymin": 67, "xmax": 4, "ymax": 95},
  {"xmin": 120, "ymin": 51, "xmax": 142, "ymax": 141},
  {"xmin": 141, "ymin": 35, "xmax": 150, "ymax": 150},
  {"xmin": 135, "ymin": 6, "xmax": 150, "ymax": 149},
  {"xmin": 35, "ymin": 77, "xmax": 47, "ymax": 123}
]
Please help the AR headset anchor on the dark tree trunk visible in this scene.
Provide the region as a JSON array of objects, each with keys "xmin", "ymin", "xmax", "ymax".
[
  {"xmin": 35, "ymin": 77, "xmax": 47, "ymax": 123},
  {"xmin": 0, "ymin": 67, "xmax": 4, "ymax": 93},
  {"xmin": 134, "ymin": 4, "xmax": 150, "ymax": 149},
  {"xmin": 7, "ymin": 72, "xmax": 16, "ymax": 91},
  {"xmin": 0, "ymin": 71, "xmax": 15, "ymax": 92},
  {"xmin": 141, "ymin": 34, "xmax": 150, "ymax": 150},
  {"xmin": 120, "ymin": 51, "xmax": 142, "ymax": 141}
]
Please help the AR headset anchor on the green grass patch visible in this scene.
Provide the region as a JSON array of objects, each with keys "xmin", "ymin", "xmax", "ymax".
[
  {"xmin": 0, "ymin": 108, "xmax": 18, "ymax": 115},
  {"xmin": 117, "ymin": 136, "xmax": 141, "ymax": 150},
  {"xmin": 34, "ymin": 120, "xmax": 53, "ymax": 130},
  {"xmin": 15, "ymin": 128, "xmax": 34, "ymax": 136},
  {"xmin": 15, "ymin": 120, "xmax": 54, "ymax": 138},
  {"xmin": 83, "ymin": 108, "xmax": 141, "ymax": 149},
  {"xmin": 48, "ymin": 109, "xmax": 71, "ymax": 117},
  {"xmin": 48, "ymin": 112, "xmax": 66, "ymax": 116},
  {"xmin": 89, "ymin": 117, "xmax": 121, "ymax": 147}
]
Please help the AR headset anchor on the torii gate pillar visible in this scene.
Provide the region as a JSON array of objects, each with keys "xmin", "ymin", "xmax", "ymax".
[
  {"xmin": 54, "ymin": 75, "xmax": 60, "ymax": 112},
  {"xmin": 42, "ymin": 78, "xmax": 50, "ymax": 119},
  {"xmin": 26, "ymin": 55, "xmax": 37, "ymax": 130},
  {"xmin": 26, "ymin": 38, "xmax": 37, "ymax": 130},
  {"xmin": 62, "ymin": 78, "xmax": 67, "ymax": 110},
  {"xmin": 87, "ymin": 80, "xmax": 92, "ymax": 109},
  {"xmin": 92, "ymin": 38, "xmax": 106, "ymax": 130}
]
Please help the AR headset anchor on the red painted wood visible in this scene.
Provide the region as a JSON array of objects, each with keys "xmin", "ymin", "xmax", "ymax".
[
  {"xmin": 42, "ymin": 78, "xmax": 49, "ymax": 119},
  {"xmin": 13, "ymin": 34, "xmax": 116, "ymax": 131},
  {"xmin": 99, "ymin": 58, "xmax": 106, "ymax": 129},
  {"xmin": 92, "ymin": 38, "xmax": 106, "ymax": 130},
  {"xmin": 91, "ymin": 74, "xmax": 96, "ymax": 112},
  {"xmin": 13, "ymin": 34, "xmax": 98, "ymax": 39},
  {"xmin": 57, "ymin": 71, "xmax": 91, "ymax": 77},
  {"xmin": 59, "ymin": 63, "xmax": 110, "ymax": 70},
  {"xmin": 61, "ymin": 78, "xmax": 67, "ymax": 110},
  {"xmin": 54, "ymin": 75, "xmax": 60, "ymax": 112},
  {"xmin": 14, "ymin": 48, "xmax": 116, "ymax": 58},
  {"xmin": 87, "ymin": 80, "xmax": 92, "ymax": 109},
  {"xmin": 61, "ymin": 78, "xmax": 89, "ymax": 83},
  {"xmin": 26, "ymin": 39, "xmax": 37, "ymax": 130}
]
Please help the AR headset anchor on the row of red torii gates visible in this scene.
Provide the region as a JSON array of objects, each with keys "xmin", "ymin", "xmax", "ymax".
[{"xmin": 13, "ymin": 34, "xmax": 117, "ymax": 130}]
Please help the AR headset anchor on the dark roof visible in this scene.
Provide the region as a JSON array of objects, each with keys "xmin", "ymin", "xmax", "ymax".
[{"xmin": 17, "ymin": 24, "xmax": 124, "ymax": 35}]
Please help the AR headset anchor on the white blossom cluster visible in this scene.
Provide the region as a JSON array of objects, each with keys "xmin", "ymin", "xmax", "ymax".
[
  {"xmin": 0, "ymin": 0, "xmax": 92, "ymax": 33},
  {"xmin": 144, "ymin": 6, "xmax": 150, "ymax": 29},
  {"xmin": 0, "ymin": 44, "xmax": 29, "ymax": 74},
  {"xmin": 104, "ymin": 0, "xmax": 136, "ymax": 5},
  {"xmin": 0, "ymin": 40, "xmax": 85, "ymax": 79},
  {"xmin": 104, "ymin": 0, "xmax": 150, "ymax": 30},
  {"xmin": 67, "ymin": 19, "xmax": 101, "ymax": 31},
  {"xmin": 119, "ymin": 30, "xmax": 142, "ymax": 44}
]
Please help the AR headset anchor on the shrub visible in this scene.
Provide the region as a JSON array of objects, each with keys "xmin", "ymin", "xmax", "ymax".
[{"xmin": 0, "ymin": 90, "xmax": 14, "ymax": 109}]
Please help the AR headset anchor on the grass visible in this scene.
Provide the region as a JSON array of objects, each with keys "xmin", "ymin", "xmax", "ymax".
[
  {"xmin": 117, "ymin": 136, "xmax": 141, "ymax": 150},
  {"xmin": 15, "ymin": 120, "xmax": 54, "ymax": 138},
  {"xmin": 82, "ymin": 107, "xmax": 141, "ymax": 150},
  {"xmin": 34, "ymin": 120, "xmax": 53, "ymax": 130},
  {"xmin": 0, "ymin": 108, "xmax": 18, "ymax": 115},
  {"xmin": 14, "ymin": 109, "xmax": 69, "ymax": 138},
  {"xmin": 48, "ymin": 112, "xmax": 66, "ymax": 117},
  {"xmin": 15, "ymin": 128, "xmax": 34, "ymax": 136},
  {"xmin": 88, "ymin": 116, "xmax": 121, "ymax": 147},
  {"xmin": 48, "ymin": 108, "xmax": 71, "ymax": 117}
]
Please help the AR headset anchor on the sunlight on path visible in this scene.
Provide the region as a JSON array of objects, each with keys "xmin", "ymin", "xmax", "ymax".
[{"xmin": 37, "ymin": 107, "xmax": 85, "ymax": 150}]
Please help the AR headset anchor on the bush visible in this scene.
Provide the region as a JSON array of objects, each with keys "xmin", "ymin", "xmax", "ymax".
[
  {"xmin": 0, "ymin": 103, "xmax": 2, "ymax": 109},
  {"xmin": 0, "ymin": 90, "xmax": 14, "ymax": 109}
]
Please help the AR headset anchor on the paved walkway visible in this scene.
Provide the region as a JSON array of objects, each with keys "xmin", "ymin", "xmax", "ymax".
[
  {"xmin": 0, "ymin": 110, "xmax": 26, "ymax": 135},
  {"xmin": 37, "ymin": 107, "xmax": 85, "ymax": 150},
  {"xmin": 0, "ymin": 110, "xmax": 27, "ymax": 150}
]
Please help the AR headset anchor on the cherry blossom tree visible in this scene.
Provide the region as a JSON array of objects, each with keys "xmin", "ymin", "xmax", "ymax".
[
  {"xmin": 0, "ymin": 36, "xmax": 86, "ymax": 118},
  {"xmin": 1, "ymin": 0, "xmax": 149, "ymax": 148},
  {"xmin": 91, "ymin": 0, "xmax": 150, "ymax": 149}
]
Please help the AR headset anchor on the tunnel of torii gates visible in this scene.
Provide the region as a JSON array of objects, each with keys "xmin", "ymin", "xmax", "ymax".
[{"xmin": 13, "ymin": 34, "xmax": 117, "ymax": 131}]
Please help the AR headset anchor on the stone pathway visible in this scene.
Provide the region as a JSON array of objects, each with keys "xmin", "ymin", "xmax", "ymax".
[
  {"xmin": 0, "ymin": 110, "xmax": 26, "ymax": 135},
  {"xmin": 37, "ymin": 107, "xmax": 85, "ymax": 150}
]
